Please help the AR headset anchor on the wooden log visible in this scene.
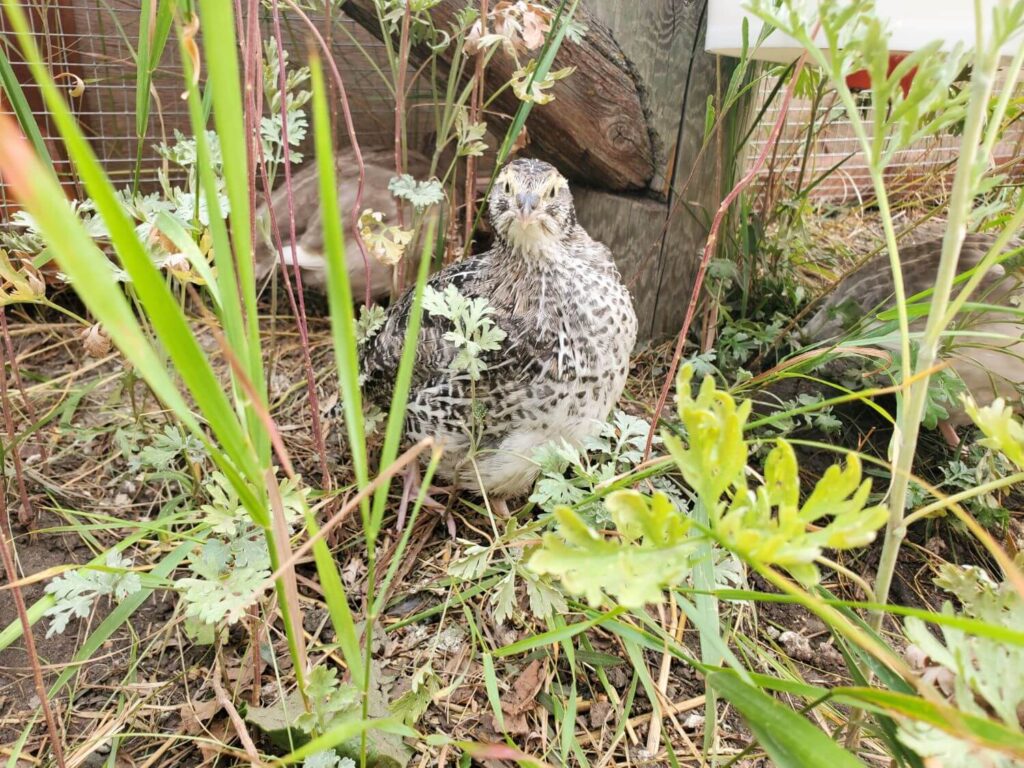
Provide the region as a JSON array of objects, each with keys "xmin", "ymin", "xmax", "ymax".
[{"xmin": 340, "ymin": 0, "xmax": 655, "ymax": 191}]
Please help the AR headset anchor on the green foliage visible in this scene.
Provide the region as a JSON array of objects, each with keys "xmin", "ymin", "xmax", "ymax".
[
  {"xmin": 717, "ymin": 440, "xmax": 887, "ymax": 585},
  {"xmin": 261, "ymin": 37, "xmax": 311, "ymax": 182},
  {"xmin": 528, "ymin": 411, "xmax": 678, "ymax": 521},
  {"xmin": 297, "ymin": 666, "xmax": 361, "ymax": 735},
  {"xmin": 389, "ymin": 664, "xmax": 442, "ymax": 726},
  {"xmin": 529, "ymin": 490, "xmax": 697, "ymax": 608},
  {"xmin": 176, "ymin": 473, "xmax": 308, "ymax": 631},
  {"xmin": 304, "ymin": 751, "xmax": 355, "ymax": 768},
  {"xmin": 356, "ymin": 304, "xmax": 387, "ymax": 345},
  {"xmin": 509, "ymin": 60, "xmax": 576, "ymax": 105},
  {"xmin": 388, "ymin": 174, "xmax": 445, "ymax": 210},
  {"xmin": 422, "ymin": 284, "xmax": 507, "ymax": 380},
  {"xmin": 454, "ymin": 107, "xmax": 488, "ymax": 157},
  {"xmin": 43, "ymin": 551, "xmax": 142, "ymax": 638},
  {"xmin": 450, "ymin": 520, "xmax": 570, "ymax": 624},
  {"xmin": 115, "ymin": 423, "xmax": 207, "ymax": 474},
  {"xmin": 899, "ymin": 563, "xmax": 1024, "ymax": 766},
  {"xmin": 530, "ymin": 365, "xmax": 888, "ymax": 604},
  {"xmin": 965, "ymin": 396, "xmax": 1024, "ymax": 469}
]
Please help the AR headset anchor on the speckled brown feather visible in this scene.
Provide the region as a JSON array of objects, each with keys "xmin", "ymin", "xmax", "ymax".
[{"xmin": 360, "ymin": 159, "xmax": 637, "ymax": 497}]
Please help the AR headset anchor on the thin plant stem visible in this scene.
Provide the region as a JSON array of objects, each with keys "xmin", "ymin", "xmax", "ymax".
[
  {"xmin": 643, "ymin": 43, "xmax": 813, "ymax": 460},
  {"xmin": 263, "ymin": 0, "xmax": 331, "ymax": 487},
  {"xmin": 902, "ymin": 470, "xmax": 1024, "ymax": 530},
  {"xmin": 0, "ymin": 308, "xmax": 44, "ymax": 462},
  {"xmin": 281, "ymin": 0, "xmax": 373, "ymax": 306},
  {"xmin": 463, "ymin": 0, "xmax": 488, "ymax": 253},
  {"xmin": 0, "ymin": 465, "xmax": 65, "ymax": 768},
  {"xmin": 392, "ymin": 0, "xmax": 412, "ymax": 295},
  {"xmin": 0, "ymin": 317, "xmax": 35, "ymax": 530},
  {"xmin": 872, "ymin": 2, "xmax": 1001, "ymax": 625}
]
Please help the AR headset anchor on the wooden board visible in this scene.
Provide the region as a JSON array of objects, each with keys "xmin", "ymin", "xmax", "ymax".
[
  {"xmin": 574, "ymin": 187, "xmax": 670, "ymax": 339},
  {"xmin": 584, "ymin": 0, "xmax": 705, "ymax": 197},
  {"xmin": 342, "ymin": 0, "xmax": 655, "ymax": 191},
  {"xmin": 576, "ymin": 0, "xmax": 729, "ymax": 340}
]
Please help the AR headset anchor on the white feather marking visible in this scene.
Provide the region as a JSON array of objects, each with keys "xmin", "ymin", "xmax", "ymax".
[
  {"xmin": 283, "ymin": 245, "xmax": 325, "ymax": 269},
  {"xmin": 507, "ymin": 220, "xmax": 560, "ymax": 257}
]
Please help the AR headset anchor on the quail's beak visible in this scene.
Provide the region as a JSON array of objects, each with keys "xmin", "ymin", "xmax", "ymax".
[{"xmin": 515, "ymin": 191, "xmax": 541, "ymax": 221}]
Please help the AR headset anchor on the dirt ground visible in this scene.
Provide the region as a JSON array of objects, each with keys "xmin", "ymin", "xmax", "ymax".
[{"xmin": 1, "ymin": 234, "xmax": 1022, "ymax": 764}]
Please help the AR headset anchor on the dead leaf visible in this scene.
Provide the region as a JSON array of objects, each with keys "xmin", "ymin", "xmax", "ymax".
[
  {"xmin": 510, "ymin": 125, "xmax": 530, "ymax": 156},
  {"xmin": 196, "ymin": 716, "xmax": 232, "ymax": 762},
  {"xmin": 181, "ymin": 14, "xmax": 201, "ymax": 95},
  {"xmin": 520, "ymin": 2, "xmax": 552, "ymax": 50},
  {"xmin": 80, "ymin": 323, "xmax": 111, "ymax": 358},
  {"xmin": 492, "ymin": 658, "xmax": 546, "ymax": 733},
  {"xmin": 180, "ymin": 697, "xmax": 223, "ymax": 736},
  {"xmin": 23, "ymin": 265, "xmax": 46, "ymax": 298}
]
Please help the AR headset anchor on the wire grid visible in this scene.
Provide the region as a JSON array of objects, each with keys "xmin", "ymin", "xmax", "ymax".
[
  {"xmin": 0, "ymin": 0, "xmax": 420, "ymax": 216},
  {"xmin": 745, "ymin": 74, "xmax": 1024, "ymax": 206}
]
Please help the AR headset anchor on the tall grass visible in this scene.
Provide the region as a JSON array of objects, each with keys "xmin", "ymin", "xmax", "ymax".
[
  {"xmin": 0, "ymin": 0, "xmax": 581, "ymax": 762},
  {"xmin": 2, "ymin": 0, "xmax": 1023, "ymax": 765}
]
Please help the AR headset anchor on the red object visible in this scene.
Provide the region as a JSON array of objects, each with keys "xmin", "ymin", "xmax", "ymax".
[{"xmin": 845, "ymin": 53, "xmax": 917, "ymax": 97}]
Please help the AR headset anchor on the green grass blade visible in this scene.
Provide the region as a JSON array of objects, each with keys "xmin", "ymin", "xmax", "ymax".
[
  {"xmin": 494, "ymin": 609, "xmax": 623, "ymax": 657},
  {"xmin": 178, "ymin": 37, "xmax": 257, "ymax": 425},
  {"xmin": 0, "ymin": 38, "xmax": 52, "ymax": 168},
  {"xmin": 482, "ymin": 651, "xmax": 504, "ymax": 732},
  {"xmin": 709, "ymin": 672, "xmax": 867, "ymax": 768},
  {"xmin": 369, "ymin": 220, "xmax": 437, "ymax": 540},
  {"xmin": 309, "ymin": 54, "xmax": 370, "ymax": 511},
  {"xmin": 6, "ymin": 714, "xmax": 38, "ymax": 768},
  {"xmin": 194, "ymin": 0, "xmax": 269, "ymax": 464},
  {"xmin": 136, "ymin": 0, "xmax": 173, "ymax": 138},
  {"xmin": 304, "ymin": 509, "xmax": 365, "ymax": 689},
  {"xmin": 154, "ymin": 211, "xmax": 221, "ymax": 307},
  {"xmin": 194, "ymin": 0, "xmax": 260, "ymax": 368}
]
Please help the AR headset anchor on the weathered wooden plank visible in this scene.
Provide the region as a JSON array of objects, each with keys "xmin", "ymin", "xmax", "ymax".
[
  {"xmin": 584, "ymin": 0, "xmax": 703, "ymax": 197},
  {"xmin": 654, "ymin": 8, "xmax": 727, "ymax": 339},
  {"xmin": 574, "ymin": 0, "xmax": 722, "ymax": 339},
  {"xmin": 341, "ymin": 0, "xmax": 655, "ymax": 191}
]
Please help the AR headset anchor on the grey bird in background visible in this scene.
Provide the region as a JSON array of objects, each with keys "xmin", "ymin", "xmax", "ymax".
[
  {"xmin": 254, "ymin": 147, "xmax": 434, "ymax": 302},
  {"xmin": 802, "ymin": 231, "xmax": 1024, "ymax": 443}
]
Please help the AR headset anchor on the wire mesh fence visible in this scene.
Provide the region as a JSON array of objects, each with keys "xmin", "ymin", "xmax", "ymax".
[
  {"xmin": 0, "ymin": 0, "xmax": 421, "ymax": 215},
  {"xmin": 3, "ymin": 3, "xmax": 1023, "ymax": 218},
  {"xmin": 745, "ymin": 73, "xmax": 1024, "ymax": 207}
]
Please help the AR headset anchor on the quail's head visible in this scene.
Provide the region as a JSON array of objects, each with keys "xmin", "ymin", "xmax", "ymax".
[{"xmin": 488, "ymin": 158, "xmax": 575, "ymax": 253}]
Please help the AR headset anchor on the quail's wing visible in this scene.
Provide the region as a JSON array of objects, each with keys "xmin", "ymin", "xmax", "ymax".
[
  {"xmin": 359, "ymin": 253, "xmax": 495, "ymax": 401},
  {"xmin": 803, "ymin": 233, "xmax": 1020, "ymax": 342}
]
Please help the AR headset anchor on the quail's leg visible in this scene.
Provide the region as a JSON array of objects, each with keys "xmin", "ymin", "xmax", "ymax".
[
  {"xmin": 938, "ymin": 420, "xmax": 961, "ymax": 450},
  {"xmin": 490, "ymin": 497, "xmax": 511, "ymax": 519},
  {"xmin": 396, "ymin": 462, "xmax": 449, "ymax": 532}
]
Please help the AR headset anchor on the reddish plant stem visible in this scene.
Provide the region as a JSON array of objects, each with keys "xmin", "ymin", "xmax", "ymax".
[
  {"xmin": 463, "ymin": 0, "xmax": 488, "ymax": 254},
  {"xmin": 0, "ymin": 421, "xmax": 63, "ymax": 767},
  {"xmin": 0, "ymin": 311, "xmax": 35, "ymax": 529},
  {"xmin": 282, "ymin": 0, "xmax": 373, "ymax": 307},
  {"xmin": 642, "ymin": 48, "xmax": 812, "ymax": 460},
  {"xmin": 392, "ymin": 1, "xmax": 413, "ymax": 295},
  {"xmin": 258, "ymin": 0, "xmax": 331, "ymax": 488},
  {"xmin": 0, "ymin": 308, "xmax": 44, "ymax": 462}
]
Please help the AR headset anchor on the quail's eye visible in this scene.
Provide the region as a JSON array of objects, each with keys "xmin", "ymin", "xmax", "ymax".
[
  {"xmin": 502, "ymin": 180, "xmax": 512, "ymax": 195},
  {"xmin": 546, "ymin": 185, "xmax": 557, "ymax": 199}
]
